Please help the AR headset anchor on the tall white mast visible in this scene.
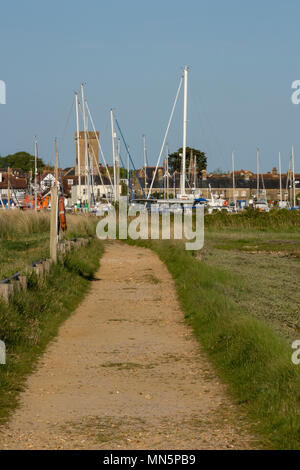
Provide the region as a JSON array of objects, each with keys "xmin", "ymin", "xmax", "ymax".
[
  {"xmin": 194, "ymin": 154, "xmax": 197, "ymax": 191},
  {"xmin": 292, "ymin": 145, "xmax": 296, "ymax": 207},
  {"xmin": 279, "ymin": 151, "xmax": 282, "ymax": 206},
  {"xmin": 34, "ymin": 136, "xmax": 38, "ymax": 211},
  {"xmin": 75, "ymin": 92, "xmax": 81, "ymax": 203},
  {"xmin": 81, "ymin": 84, "xmax": 90, "ymax": 208},
  {"xmin": 166, "ymin": 144, "xmax": 169, "ymax": 200},
  {"xmin": 117, "ymin": 138, "xmax": 121, "ymax": 198},
  {"xmin": 143, "ymin": 135, "xmax": 147, "ymax": 195},
  {"xmin": 287, "ymin": 155, "xmax": 292, "ymax": 205},
  {"xmin": 256, "ymin": 148, "xmax": 259, "ymax": 199},
  {"xmin": 180, "ymin": 67, "xmax": 188, "ymax": 196},
  {"xmin": 127, "ymin": 146, "xmax": 130, "ymax": 198},
  {"xmin": 232, "ymin": 151, "xmax": 236, "ymax": 211},
  {"xmin": 110, "ymin": 109, "xmax": 119, "ymax": 202},
  {"xmin": 115, "ymin": 143, "xmax": 120, "ymax": 202}
]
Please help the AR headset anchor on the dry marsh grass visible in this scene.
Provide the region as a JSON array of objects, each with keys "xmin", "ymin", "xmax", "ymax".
[
  {"xmin": 0, "ymin": 210, "xmax": 50, "ymax": 239},
  {"xmin": 0, "ymin": 210, "xmax": 98, "ymax": 279}
]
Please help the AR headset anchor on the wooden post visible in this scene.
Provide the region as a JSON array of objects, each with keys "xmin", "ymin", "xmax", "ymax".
[{"xmin": 50, "ymin": 139, "xmax": 58, "ymax": 263}]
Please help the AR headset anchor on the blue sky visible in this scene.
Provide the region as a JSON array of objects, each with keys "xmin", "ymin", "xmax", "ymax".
[{"xmin": 1, "ymin": 0, "xmax": 300, "ymax": 172}]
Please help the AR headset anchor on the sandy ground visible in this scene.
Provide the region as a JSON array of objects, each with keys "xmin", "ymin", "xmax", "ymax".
[{"xmin": 0, "ymin": 242, "xmax": 254, "ymax": 449}]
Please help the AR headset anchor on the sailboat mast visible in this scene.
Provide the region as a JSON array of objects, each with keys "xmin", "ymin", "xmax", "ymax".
[
  {"xmin": 127, "ymin": 148, "xmax": 130, "ymax": 198},
  {"xmin": 166, "ymin": 143, "xmax": 169, "ymax": 200},
  {"xmin": 117, "ymin": 138, "xmax": 121, "ymax": 199},
  {"xmin": 143, "ymin": 135, "xmax": 147, "ymax": 196},
  {"xmin": 194, "ymin": 154, "xmax": 197, "ymax": 191},
  {"xmin": 110, "ymin": 109, "xmax": 119, "ymax": 202},
  {"xmin": 181, "ymin": 67, "xmax": 188, "ymax": 196},
  {"xmin": 232, "ymin": 151, "xmax": 236, "ymax": 210},
  {"xmin": 279, "ymin": 151, "xmax": 282, "ymax": 206},
  {"xmin": 81, "ymin": 84, "xmax": 90, "ymax": 209},
  {"xmin": 256, "ymin": 148, "xmax": 259, "ymax": 199},
  {"xmin": 34, "ymin": 136, "xmax": 38, "ymax": 211},
  {"xmin": 75, "ymin": 92, "xmax": 81, "ymax": 203},
  {"xmin": 292, "ymin": 145, "xmax": 296, "ymax": 207}
]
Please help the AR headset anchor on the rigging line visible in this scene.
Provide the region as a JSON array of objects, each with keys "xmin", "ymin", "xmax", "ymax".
[
  {"xmin": 7, "ymin": 178, "xmax": 20, "ymax": 206},
  {"xmin": 84, "ymin": 100, "xmax": 114, "ymax": 191},
  {"xmin": 58, "ymin": 96, "xmax": 75, "ymax": 150},
  {"xmin": 115, "ymin": 118, "xmax": 146, "ymax": 199},
  {"xmin": 56, "ymin": 145, "xmax": 66, "ymax": 198},
  {"xmin": 118, "ymin": 151, "xmax": 126, "ymax": 170},
  {"xmin": 147, "ymin": 76, "xmax": 183, "ymax": 200},
  {"xmin": 89, "ymin": 144, "xmax": 109, "ymax": 203},
  {"xmin": 257, "ymin": 150, "xmax": 266, "ymax": 195},
  {"xmin": 55, "ymin": 97, "xmax": 75, "ymax": 171}
]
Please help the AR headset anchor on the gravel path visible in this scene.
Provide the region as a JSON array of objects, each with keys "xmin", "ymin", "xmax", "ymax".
[{"xmin": 0, "ymin": 242, "xmax": 254, "ymax": 449}]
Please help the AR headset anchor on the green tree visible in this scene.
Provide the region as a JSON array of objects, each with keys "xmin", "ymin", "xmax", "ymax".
[
  {"xmin": 121, "ymin": 181, "xmax": 128, "ymax": 196},
  {"xmin": 0, "ymin": 151, "xmax": 46, "ymax": 173},
  {"xmin": 168, "ymin": 147, "xmax": 207, "ymax": 173},
  {"xmin": 119, "ymin": 167, "xmax": 128, "ymax": 179}
]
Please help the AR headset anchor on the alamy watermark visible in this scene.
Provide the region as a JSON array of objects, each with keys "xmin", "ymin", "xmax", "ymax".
[
  {"xmin": 0, "ymin": 80, "xmax": 6, "ymax": 104},
  {"xmin": 96, "ymin": 197, "xmax": 204, "ymax": 251},
  {"xmin": 291, "ymin": 340, "xmax": 300, "ymax": 365}
]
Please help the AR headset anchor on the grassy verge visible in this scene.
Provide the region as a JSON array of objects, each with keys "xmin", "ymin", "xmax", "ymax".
[
  {"xmin": 126, "ymin": 237, "xmax": 300, "ymax": 449},
  {"xmin": 0, "ymin": 239, "xmax": 104, "ymax": 424},
  {"xmin": 0, "ymin": 211, "xmax": 98, "ymax": 279},
  {"xmin": 203, "ymin": 230, "xmax": 300, "ymax": 342}
]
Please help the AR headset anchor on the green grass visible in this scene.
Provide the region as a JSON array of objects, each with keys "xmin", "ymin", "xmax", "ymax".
[
  {"xmin": 125, "ymin": 237, "xmax": 300, "ymax": 449},
  {"xmin": 213, "ymin": 237, "xmax": 300, "ymax": 254},
  {"xmin": 205, "ymin": 208, "xmax": 300, "ymax": 231},
  {"xmin": 0, "ymin": 239, "xmax": 104, "ymax": 424},
  {"xmin": 65, "ymin": 214, "xmax": 99, "ymax": 240},
  {"xmin": 0, "ymin": 211, "xmax": 50, "ymax": 239},
  {"xmin": 203, "ymin": 230, "xmax": 300, "ymax": 342},
  {"xmin": 0, "ymin": 234, "xmax": 50, "ymax": 279},
  {"xmin": 0, "ymin": 212, "xmax": 98, "ymax": 279}
]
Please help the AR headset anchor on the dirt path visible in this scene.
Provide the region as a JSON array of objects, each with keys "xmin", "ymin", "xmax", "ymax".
[{"xmin": 0, "ymin": 242, "xmax": 254, "ymax": 449}]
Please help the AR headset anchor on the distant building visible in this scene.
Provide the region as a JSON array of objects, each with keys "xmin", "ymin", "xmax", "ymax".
[
  {"xmin": 0, "ymin": 170, "xmax": 27, "ymax": 203},
  {"xmin": 131, "ymin": 166, "xmax": 300, "ymax": 202},
  {"xmin": 70, "ymin": 175, "xmax": 117, "ymax": 204},
  {"xmin": 132, "ymin": 167, "xmax": 164, "ymax": 195}
]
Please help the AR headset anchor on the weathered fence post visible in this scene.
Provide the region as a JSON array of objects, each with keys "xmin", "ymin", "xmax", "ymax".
[{"xmin": 50, "ymin": 139, "xmax": 59, "ymax": 263}]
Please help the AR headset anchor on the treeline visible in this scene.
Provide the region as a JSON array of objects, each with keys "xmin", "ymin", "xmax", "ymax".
[{"xmin": 0, "ymin": 152, "xmax": 47, "ymax": 173}]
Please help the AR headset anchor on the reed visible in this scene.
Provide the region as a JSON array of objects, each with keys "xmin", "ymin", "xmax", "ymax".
[
  {"xmin": 0, "ymin": 210, "xmax": 50, "ymax": 239},
  {"xmin": 0, "ymin": 211, "xmax": 97, "ymax": 240}
]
